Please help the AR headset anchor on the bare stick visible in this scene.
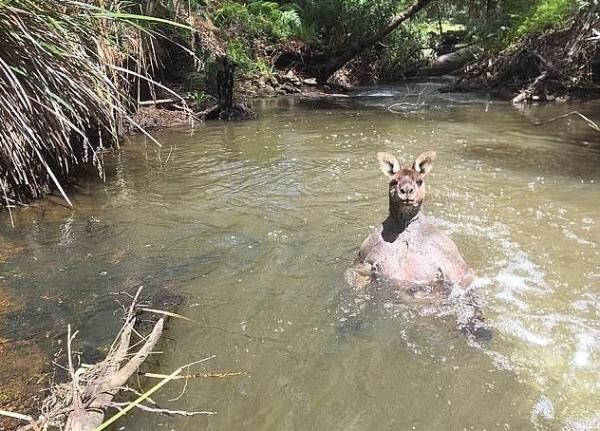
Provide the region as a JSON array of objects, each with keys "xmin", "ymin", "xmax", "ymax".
[
  {"xmin": 67, "ymin": 325, "xmax": 82, "ymax": 411},
  {"xmin": 137, "ymin": 98, "xmax": 179, "ymax": 106},
  {"xmin": 0, "ymin": 178, "xmax": 15, "ymax": 227},
  {"xmin": 109, "ymin": 402, "xmax": 216, "ymax": 416},
  {"xmin": 532, "ymin": 110, "xmax": 600, "ymax": 132},
  {"xmin": 144, "ymin": 371, "xmax": 247, "ymax": 380}
]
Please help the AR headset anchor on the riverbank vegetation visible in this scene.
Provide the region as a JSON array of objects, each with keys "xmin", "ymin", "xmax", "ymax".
[
  {"xmin": 0, "ymin": 0, "xmax": 192, "ymax": 209},
  {"xmin": 0, "ymin": 0, "xmax": 598, "ymax": 205}
]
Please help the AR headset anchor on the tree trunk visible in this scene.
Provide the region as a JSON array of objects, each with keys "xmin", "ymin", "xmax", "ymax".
[
  {"xmin": 278, "ymin": 0, "xmax": 434, "ymax": 84},
  {"xmin": 200, "ymin": 56, "xmax": 255, "ymax": 121},
  {"xmin": 216, "ymin": 56, "xmax": 235, "ymax": 109}
]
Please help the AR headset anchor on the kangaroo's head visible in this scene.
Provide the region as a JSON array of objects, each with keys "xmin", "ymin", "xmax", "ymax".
[{"xmin": 377, "ymin": 151, "xmax": 436, "ymax": 222}]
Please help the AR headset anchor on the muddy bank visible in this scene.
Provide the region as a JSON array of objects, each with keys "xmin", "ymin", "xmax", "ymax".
[
  {"xmin": 128, "ymin": 70, "xmax": 348, "ymax": 131},
  {"xmin": 0, "ymin": 340, "xmax": 46, "ymax": 430}
]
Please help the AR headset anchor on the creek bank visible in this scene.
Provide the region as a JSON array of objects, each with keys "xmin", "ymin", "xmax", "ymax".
[
  {"xmin": 129, "ymin": 70, "xmax": 348, "ymax": 131},
  {"xmin": 440, "ymin": 7, "xmax": 600, "ymax": 103}
]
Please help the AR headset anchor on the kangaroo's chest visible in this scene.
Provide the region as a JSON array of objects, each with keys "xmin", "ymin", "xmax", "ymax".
[{"xmin": 368, "ymin": 232, "xmax": 439, "ymax": 284}]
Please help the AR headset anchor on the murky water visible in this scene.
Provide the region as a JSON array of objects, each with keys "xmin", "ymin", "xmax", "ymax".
[{"xmin": 1, "ymin": 82, "xmax": 600, "ymax": 430}]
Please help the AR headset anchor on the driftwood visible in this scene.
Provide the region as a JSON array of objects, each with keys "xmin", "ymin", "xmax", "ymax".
[
  {"xmin": 532, "ymin": 110, "xmax": 600, "ymax": 132},
  {"xmin": 0, "ymin": 287, "xmax": 211, "ymax": 431}
]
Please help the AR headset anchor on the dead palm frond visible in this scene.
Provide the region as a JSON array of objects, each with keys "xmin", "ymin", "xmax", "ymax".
[{"xmin": 0, "ymin": 0, "xmax": 194, "ymax": 207}]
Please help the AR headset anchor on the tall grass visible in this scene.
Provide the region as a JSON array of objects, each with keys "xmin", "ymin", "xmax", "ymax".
[{"xmin": 0, "ymin": 0, "xmax": 190, "ymax": 208}]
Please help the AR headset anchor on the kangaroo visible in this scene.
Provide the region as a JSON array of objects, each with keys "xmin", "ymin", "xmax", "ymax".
[{"xmin": 347, "ymin": 151, "xmax": 474, "ymax": 293}]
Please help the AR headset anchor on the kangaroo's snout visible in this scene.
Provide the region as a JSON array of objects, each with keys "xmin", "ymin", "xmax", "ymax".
[{"xmin": 398, "ymin": 181, "xmax": 416, "ymax": 201}]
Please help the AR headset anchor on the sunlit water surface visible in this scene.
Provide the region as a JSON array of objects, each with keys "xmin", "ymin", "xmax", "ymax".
[{"xmin": 1, "ymin": 83, "xmax": 600, "ymax": 430}]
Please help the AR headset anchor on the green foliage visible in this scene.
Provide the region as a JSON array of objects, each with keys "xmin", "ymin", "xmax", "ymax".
[
  {"xmin": 213, "ymin": 1, "xmax": 306, "ymax": 41},
  {"xmin": 383, "ymin": 21, "xmax": 430, "ymax": 68},
  {"xmin": 294, "ymin": 0, "xmax": 404, "ymax": 47},
  {"xmin": 190, "ymin": 89, "xmax": 213, "ymax": 105},
  {"xmin": 225, "ymin": 38, "xmax": 273, "ymax": 73},
  {"xmin": 513, "ymin": 0, "xmax": 580, "ymax": 37}
]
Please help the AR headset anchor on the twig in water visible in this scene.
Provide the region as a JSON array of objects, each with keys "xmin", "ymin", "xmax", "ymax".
[
  {"xmin": 93, "ymin": 355, "xmax": 216, "ymax": 431},
  {"xmin": 109, "ymin": 402, "xmax": 215, "ymax": 416},
  {"xmin": 164, "ymin": 146, "xmax": 174, "ymax": 165},
  {"xmin": 143, "ymin": 371, "xmax": 247, "ymax": 380},
  {"xmin": 532, "ymin": 110, "xmax": 600, "ymax": 132},
  {"xmin": 140, "ymin": 307, "xmax": 199, "ymax": 323},
  {"xmin": 0, "ymin": 178, "xmax": 15, "ymax": 227},
  {"xmin": 67, "ymin": 325, "xmax": 82, "ymax": 412},
  {"xmin": 168, "ymin": 363, "xmax": 190, "ymax": 402}
]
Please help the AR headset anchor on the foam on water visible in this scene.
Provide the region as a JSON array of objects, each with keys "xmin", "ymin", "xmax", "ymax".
[{"xmin": 429, "ymin": 204, "xmax": 600, "ymax": 429}]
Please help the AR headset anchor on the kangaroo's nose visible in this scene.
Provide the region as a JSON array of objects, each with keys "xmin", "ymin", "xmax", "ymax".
[{"xmin": 399, "ymin": 184, "xmax": 415, "ymax": 197}]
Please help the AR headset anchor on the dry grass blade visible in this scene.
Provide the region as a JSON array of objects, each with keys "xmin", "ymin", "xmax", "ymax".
[
  {"xmin": 92, "ymin": 356, "xmax": 217, "ymax": 431},
  {"xmin": 0, "ymin": 0, "xmax": 194, "ymax": 209},
  {"xmin": 140, "ymin": 307, "xmax": 199, "ymax": 323},
  {"xmin": 0, "ymin": 0, "xmax": 121, "ymax": 205},
  {"xmin": 143, "ymin": 370, "xmax": 247, "ymax": 380}
]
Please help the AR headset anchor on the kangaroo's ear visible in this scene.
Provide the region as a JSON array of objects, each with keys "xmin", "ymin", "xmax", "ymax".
[
  {"xmin": 413, "ymin": 151, "xmax": 436, "ymax": 177},
  {"xmin": 377, "ymin": 152, "xmax": 400, "ymax": 178}
]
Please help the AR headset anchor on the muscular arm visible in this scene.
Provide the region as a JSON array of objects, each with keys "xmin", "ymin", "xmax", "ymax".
[
  {"xmin": 429, "ymin": 231, "xmax": 475, "ymax": 289},
  {"xmin": 345, "ymin": 233, "xmax": 378, "ymax": 290}
]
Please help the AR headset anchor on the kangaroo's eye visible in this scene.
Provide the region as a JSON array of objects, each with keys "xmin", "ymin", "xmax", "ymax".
[
  {"xmin": 416, "ymin": 179, "xmax": 424, "ymax": 186},
  {"xmin": 390, "ymin": 180, "xmax": 398, "ymax": 186}
]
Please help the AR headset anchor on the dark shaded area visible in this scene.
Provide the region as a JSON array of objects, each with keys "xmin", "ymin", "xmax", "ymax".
[{"xmin": 202, "ymin": 56, "xmax": 255, "ymax": 121}]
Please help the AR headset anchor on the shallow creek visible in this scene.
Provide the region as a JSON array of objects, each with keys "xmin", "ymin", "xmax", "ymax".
[{"xmin": 1, "ymin": 83, "xmax": 600, "ymax": 430}]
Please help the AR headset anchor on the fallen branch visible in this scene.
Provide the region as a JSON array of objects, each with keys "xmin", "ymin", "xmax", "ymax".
[
  {"xmin": 532, "ymin": 110, "xmax": 600, "ymax": 132},
  {"xmin": 0, "ymin": 286, "xmax": 217, "ymax": 431},
  {"xmin": 109, "ymin": 402, "xmax": 215, "ymax": 416}
]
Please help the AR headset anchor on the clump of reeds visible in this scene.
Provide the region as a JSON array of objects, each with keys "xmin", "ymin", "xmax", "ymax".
[
  {"xmin": 0, "ymin": 1, "xmax": 120, "ymax": 206},
  {"xmin": 0, "ymin": 0, "xmax": 191, "ymax": 209}
]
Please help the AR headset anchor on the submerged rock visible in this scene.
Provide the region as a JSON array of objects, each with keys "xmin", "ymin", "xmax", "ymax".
[
  {"xmin": 0, "ymin": 239, "xmax": 24, "ymax": 264},
  {"xmin": 0, "ymin": 339, "xmax": 46, "ymax": 429},
  {"xmin": 0, "ymin": 282, "xmax": 19, "ymax": 316}
]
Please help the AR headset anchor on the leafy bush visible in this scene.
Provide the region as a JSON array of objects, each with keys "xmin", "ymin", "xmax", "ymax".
[
  {"xmin": 514, "ymin": 0, "xmax": 581, "ymax": 36},
  {"xmin": 213, "ymin": 0, "xmax": 305, "ymax": 41},
  {"xmin": 293, "ymin": 0, "xmax": 402, "ymax": 47},
  {"xmin": 227, "ymin": 38, "xmax": 273, "ymax": 73}
]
